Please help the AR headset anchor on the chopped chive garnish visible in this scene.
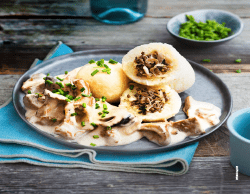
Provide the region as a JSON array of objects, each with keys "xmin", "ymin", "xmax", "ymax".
[
  {"xmin": 104, "ymin": 64, "xmax": 109, "ymax": 69},
  {"xmin": 109, "ymin": 59, "xmax": 118, "ymax": 64},
  {"xmin": 56, "ymin": 82, "xmax": 64, "ymax": 88},
  {"xmin": 67, "ymin": 95, "xmax": 74, "ymax": 100},
  {"xmin": 202, "ymin": 59, "xmax": 211, "ymax": 62},
  {"xmin": 52, "ymin": 118, "xmax": 57, "ymax": 122},
  {"xmin": 52, "ymin": 89, "xmax": 58, "ymax": 93},
  {"xmin": 45, "ymin": 80, "xmax": 53, "ymax": 85},
  {"xmin": 56, "ymin": 77, "xmax": 64, "ymax": 81},
  {"xmin": 43, "ymin": 77, "xmax": 46, "ymax": 80},
  {"xmin": 47, "ymin": 73, "xmax": 50, "ymax": 76},
  {"xmin": 236, "ymin": 69, "xmax": 241, "ymax": 73},
  {"xmin": 63, "ymin": 91, "xmax": 69, "ymax": 96},
  {"xmin": 95, "ymin": 98, "xmax": 100, "ymax": 101},
  {"xmin": 98, "ymin": 112, "xmax": 102, "ymax": 115},
  {"xmin": 65, "ymin": 83, "xmax": 72, "ymax": 87},
  {"xmin": 71, "ymin": 85, "xmax": 77, "ymax": 90},
  {"xmin": 107, "ymin": 126, "xmax": 112, "ymax": 130},
  {"xmin": 58, "ymin": 89, "xmax": 64, "ymax": 95},
  {"xmin": 65, "ymin": 71, "xmax": 68, "ymax": 75},
  {"xmin": 90, "ymin": 143, "xmax": 96, "ymax": 147},
  {"xmin": 66, "ymin": 99, "xmax": 71, "ymax": 102},
  {"xmin": 95, "ymin": 103, "xmax": 100, "ymax": 109},
  {"xmin": 91, "ymin": 122, "xmax": 97, "ymax": 127},
  {"xmin": 235, "ymin": 59, "xmax": 242, "ymax": 63},
  {"xmin": 71, "ymin": 112, "xmax": 77, "ymax": 116},
  {"xmin": 81, "ymin": 121, "xmax": 85, "ymax": 127},
  {"xmin": 103, "ymin": 104, "xmax": 108, "ymax": 110},
  {"xmin": 101, "ymin": 96, "xmax": 107, "ymax": 102},
  {"xmin": 97, "ymin": 59, "xmax": 104, "ymax": 67},
  {"xmin": 102, "ymin": 110, "xmax": 109, "ymax": 114},
  {"xmin": 80, "ymin": 87, "xmax": 85, "ymax": 92},
  {"xmin": 91, "ymin": 69, "xmax": 99, "ymax": 76},
  {"xmin": 39, "ymin": 94, "xmax": 43, "ymax": 97},
  {"xmin": 82, "ymin": 103, "xmax": 87, "ymax": 108},
  {"xmin": 101, "ymin": 113, "xmax": 106, "ymax": 118},
  {"xmin": 210, "ymin": 70, "xmax": 213, "ymax": 72},
  {"xmin": 55, "ymin": 92, "xmax": 60, "ymax": 94},
  {"xmin": 74, "ymin": 97, "xmax": 81, "ymax": 101},
  {"xmin": 82, "ymin": 93, "xmax": 92, "ymax": 97},
  {"xmin": 129, "ymin": 85, "xmax": 134, "ymax": 90},
  {"xmin": 27, "ymin": 90, "xmax": 31, "ymax": 94},
  {"xmin": 89, "ymin": 59, "xmax": 95, "ymax": 64},
  {"xmin": 93, "ymin": 135, "xmax": 99, "ymax": 139},
  {"xmin": 107, "ymin": 71, "xmax": 111, "ymax": 74}
]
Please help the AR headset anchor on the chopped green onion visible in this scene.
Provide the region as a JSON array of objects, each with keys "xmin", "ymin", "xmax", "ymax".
[
  {"xmin": 93, "ymin": 135, "xmax": 99, "ymax": 139},
  {"xmin": 81, "ymin": 121, "xmax": 85, "ymax": 127},
  {"xmin": 65, "ymin": 71, "xmax": 68, "ymax": 74},
  {"xmin": 95, "ymin": 103, "xmax": 100, "ymax": 109},
  {"xmin": 82, "ymin": 103, "xmax": 87, "ymax": 108},
  {"xmin": 52, "ymin": 118, "xmax": 57, "ymax": 122},
  {"xmin": 56, "ymin": 82, "xmax": 64, "ymax": 88},
  {"xmin": 65, "ymin": 83, "xmax": 72, "ymax": 87},
  {"xmin": 43, "ymin": 77, "xmax": 46, "ymax": 80},
  {"xmin": 67, "ymin": 95, "xmax": 74, "ymax": 100},
  {"xmin": 104, "ymin": 64, "xmax": 109, "ymax": 69},
  {"xmin": 27, "ymin": 90, "xmax": 31, "ymax": 94},
  {"xmin": 71, "ymin": 112, "xmax": 77, "ymax": 116},
  {"xmin": 90, "ymin": 143, "xmax": 96, "ymax": 147},
  {"xmin": 66, "ymin": 99, "xmax": 71, "ymax": 102},
  {"xmin": 109, "ymin": 59, "xmax": 118, "ymax": 64},
  {"xmin": 98, "ymin": 112, "xmax": 102, "ymax": 115},
  {"xmin": 52, "ymin": 89, "xmax": 58, "ymax": 93},
  {"xmin": 107, "ymin": 126, "xmax": 112, "ymax": 130},
  {"xmin": 89, "ymin": 59, "xmax": 95, "ymax": 64},
  {"xmin": 71, "ymin": 85, "xmax": 77, "ymax": 90},
  {"xmin": 91, "ymin": 69, "xmax": 99, "ymax": 76},
  {"xmin": 45, "ymin": 80, "xmax": 53, "ymax": 85},
  {"xmin": 236, "ymin": 69, "xmax": 241, "ymax": 73},
  {"xmin": 202, "ymin": 59, "xmax": 211, "ymax": 62},
  {"xmin": 103, "ymin": 104, "xmax": 108, "ymax": 110},
  {"xmin": 80, "ymin": 87, "xmax": 85, "ymax": 92},
  {"xmin": 47, "ymin": 73, "xmax": 50, "ymax": 77},
  {"xmin": 235, "ymin": 59, "xmax": 242, "ymax": 63},
  {"xmin": 101, "ymin": 96, "xmax": 107, "ymax": 102},
  {"xmin": 58, "ymin": 89, "xmax": 64, "ymax": 95},
  {"xmin": 101, "ymin": 113, "xmax": 106, "ymax": 118},
  {"xmin": 96, "ymin": 59, "xmax": 104, "ymax": 67},
  {"xmin": 82, "ymin": 93, "xmax": 92, "ymax": 97},
  {"xmin": 56, "ymin": 77, "xmax": 64, "ymax": 81},
  {"xmin": 129, "ymin": 85, "xmax": 134, "ymax": 90},
  {"xmin": 55, "ymin": 92, "xmax": 60, "ymax": 95},
  {"xmin": 95, "ymin": 98, "xmax": 100, "ymax": 101},
  {"xmin": 210, "ymin": 70, "xmax": 213, "ymax": 72},
  {"xmin": 102, "ymin": 110, "xmax": 109, "ymax": 114},
  {"xmin": 74, "ymin": 97, "xmax": 81, "ymax": 101},
  {"xmin": 91, "ymin": 122, "xmax": 97, "ymax": 127}
]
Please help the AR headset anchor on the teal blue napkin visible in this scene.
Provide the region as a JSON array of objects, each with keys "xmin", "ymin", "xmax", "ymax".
[{"xmin": 0, "ymin": 41, "xmax": 198, "ymax": 175}]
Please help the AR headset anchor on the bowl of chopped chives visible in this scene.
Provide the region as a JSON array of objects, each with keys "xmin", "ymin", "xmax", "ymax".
[{"xmin": 167, "ymin": 9, "xmax": 244, "ymax": 47}]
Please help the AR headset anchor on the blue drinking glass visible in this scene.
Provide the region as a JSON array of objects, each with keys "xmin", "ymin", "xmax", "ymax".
[{"xmin": 90, "ymin": 0, "xmax": 148, "ymax": 25}]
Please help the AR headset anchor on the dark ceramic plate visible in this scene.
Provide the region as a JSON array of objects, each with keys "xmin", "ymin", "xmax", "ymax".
[
  {"xmin": 13, "ymin": 49, "xmax": 232, "ymax": 153},
  {"xmin": 167, "ymin": 9, "xmax": 244, "ymax": 47}
]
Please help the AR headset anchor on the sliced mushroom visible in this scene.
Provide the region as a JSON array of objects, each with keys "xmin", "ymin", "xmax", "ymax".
[
  {"xmin": 139, "ymin": 122, "xmax": 171, "ymax": 146},
  {"xmin": 22, "ymin": 73, "xmax": 46, "ymax": 94},
  {"xmin": 23, "ymin": 94, "xmax": 46, "ymax": 110}
]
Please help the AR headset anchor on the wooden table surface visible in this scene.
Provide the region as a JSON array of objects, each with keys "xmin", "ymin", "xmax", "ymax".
[{"xmin": 1, "ymin": 0, "xmax": 250, "ymax": 193}]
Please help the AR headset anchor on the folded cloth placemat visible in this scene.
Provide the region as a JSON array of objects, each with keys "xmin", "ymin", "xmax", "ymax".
[{"xmin": 0, "ymin": 41, "xmax": 198, "ymax": 175}]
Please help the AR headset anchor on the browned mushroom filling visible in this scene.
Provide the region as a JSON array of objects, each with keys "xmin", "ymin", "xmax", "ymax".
[
  {"xmin": 134, "ymin": 51, "xmax": 171, "ymax": 77},
  {"xmin": 130, "ymin": 87, "xmax": 169, "ymax": 115}
]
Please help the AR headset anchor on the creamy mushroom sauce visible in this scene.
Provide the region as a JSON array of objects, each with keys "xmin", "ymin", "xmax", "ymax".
[{"xmin": 21, "ymin": 68, "xmax": 222, "ymax": 147}]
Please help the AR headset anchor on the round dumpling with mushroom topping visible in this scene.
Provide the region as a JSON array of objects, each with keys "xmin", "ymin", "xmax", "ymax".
[
  {"xmin": 122, "ymin": 42, "xmax": 195, "ymax": 93},
  {"xmin": 119, "ymin": 83, "xmax": 181, "ymax": 122}
]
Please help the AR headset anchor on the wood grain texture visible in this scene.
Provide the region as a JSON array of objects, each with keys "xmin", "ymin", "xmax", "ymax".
[
  {"xmin": 1, "ymin": 0, "xmax": 250, "ymax": 18},
  {"xmin": 0, "ymin": 157, "xmax": 250, "ymax": 193},
  {"xmin": 0, "ymin": 17, "xmax": 249, "ymax": 74},
  {"xmin": 1, "ymin": 73, "xmax": 250, "ymax": 157}
]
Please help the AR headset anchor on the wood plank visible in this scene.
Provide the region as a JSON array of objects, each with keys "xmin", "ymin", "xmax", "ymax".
[
  {"xmin": 1, "ymin": 73, "xmax": 250, "ymax": 157},
  {"xmin": 0, "ymin": 17, "xmax": 249, "ymax": 74},
  {"xmin": 1, "ymin": 0, "xmax": 250, "ymax": 18},
  {"xmin": 0, "ymin": 157, "xmax": 249, "ymax": 193}
]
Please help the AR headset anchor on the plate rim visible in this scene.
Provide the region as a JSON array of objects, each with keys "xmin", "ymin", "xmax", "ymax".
[{"xmin": 12, "ymin": 48, "xmax": 233, "ymax": 154}]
